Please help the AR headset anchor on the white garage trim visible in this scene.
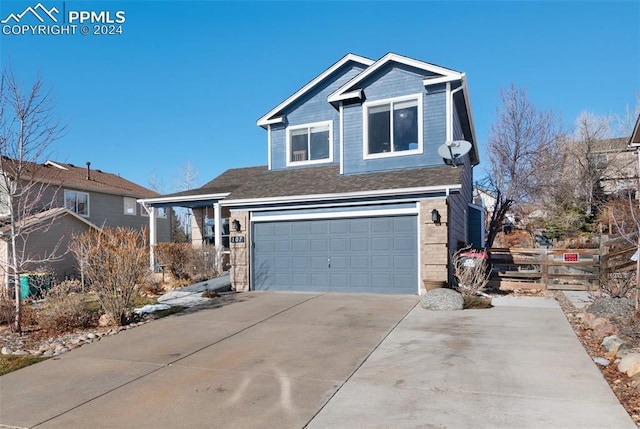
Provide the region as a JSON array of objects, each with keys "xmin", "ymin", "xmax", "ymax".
[{"xmin": 251, "ymin": 207, "xmax": 418, "ymax": 223}]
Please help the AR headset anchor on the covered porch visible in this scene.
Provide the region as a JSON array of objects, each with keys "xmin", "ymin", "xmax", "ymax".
[{"xmin": 138, "ymin": 192, "xmax": 230, "ymax": 270}]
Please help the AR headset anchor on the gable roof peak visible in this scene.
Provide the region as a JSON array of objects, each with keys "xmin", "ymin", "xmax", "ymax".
[{"xmin": 256, "ymin": 53, "xmax": 375, "ymax": 128}]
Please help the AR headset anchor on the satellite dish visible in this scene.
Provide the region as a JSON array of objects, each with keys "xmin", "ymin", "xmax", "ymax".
[{"xmin": 437, "ymin": 140, "xmax": 472, "ymax": 166}]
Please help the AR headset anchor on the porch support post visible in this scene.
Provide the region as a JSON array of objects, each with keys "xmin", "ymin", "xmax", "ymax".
[
  {"xmin": 214, "ymin": 202, "xmax": 222, "ymax": 248},
  {"xmin": 149, "ymin": 206, "xmax": 157, "ymax": 270}
]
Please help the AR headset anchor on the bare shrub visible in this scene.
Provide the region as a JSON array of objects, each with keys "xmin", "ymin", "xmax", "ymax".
[
  {"xmin": 453, "ymin": 247, "xmax": 490, "ymax": 297},
  {"xmin": 35, "ymin": 280, "xmax": 96, "ymax": 334},
  {"xmin": 599, "ymin": 270, "xmax": 636, "ymax": 299},
  {"xmin": 0, "ymin": 293, "xmax": 15, "ymax": 329},
  {"xmin": 188, "ymin": 245, "xmax": 224, "ymax": 282},
  {"xmin": 74, "ymin": 227, "xmax": 149, "ymax": 325},
  {"xmin": 154, "ymin": 242, "xmax": 190, "ymax": 280}
]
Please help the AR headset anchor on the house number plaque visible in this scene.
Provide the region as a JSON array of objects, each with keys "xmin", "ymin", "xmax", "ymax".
[{"xmin": 230, "ymin": 236, "xmax": 245, "ymax": 244}]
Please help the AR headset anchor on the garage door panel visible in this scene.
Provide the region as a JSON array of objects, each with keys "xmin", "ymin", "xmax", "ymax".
[
  {"xmin": 273, "ymin": 223, "xmax": 291, "ymax": 236},
  {"xmin": 350, "ymin": 256, "xmax": 369, "ymax": 269},
  {"xmin": 310, "ymin": 256, "xmax": 328, "ymax": 269},
  {"xmin": 393, "ymin": 216, "xmax": 415, "ymax": 232},
  {"xmin": 350, "ymin": 237, "xmax": 369, "ymax": 251},
  {"xmin": 292, "ymin": 239, "xmax": 309, "ymax": 252},
  {"xmin": 330, "ymin": 238, "xmax": 349, "ymax": 252},
  {"xmin": 394, "ymin": 255, "xmax": 416, "ymax": 269},
  {"xmin": 371, "ymin": 274, "xmax": 392, "ymax": 288},
  {"xmin": 274, "ymin": 273, "xmax": 292, "ymax": 288},
  {"xmin": 310, "ymin": 221, "xmax": 329, "ymax": 234},
  {"xmin": 371, "ymin": 218, "xmax": 392, "ymax": 233},
  {"xmin": 291, "ymin": 256, "xmax": 309, "ymax": 269},
  {"xmin": 310, "ymin": 239, "xmax": 328, "ymax": 252},
  {"xmin": 253, "ymin": 215, "xmax": 417, "ymax": 294},
  {"xmin": 350, "ymin": 218, "xmax": 370, "ymax": 234},
  {"xmin": 292, "ymin": 273, "xmax": 309, "ymax": 286},
  {"xmin": 274, "ymin": 257, "xmax": 290, "ymax": 269},
  {"xmin": 371, "ymin": 255, "xmax": 391, "ymax": 269},
  {"xmin": 372, "ymin": 237, "xmax": 391, "ymax": 251},
  {"xmin": 330, "ymin": 219, "xmax": 350, "ymax": 234},
  {"xmin": 393, "ymin": 237, "xmax": 416, "ymax": 251},
  {"xmin": 273, "ymin": 240, "xmax": 290, "ymax": 252},
  {"xmin": 349, "ymin": 273, "xmax": 369, "ymax": 288},
  {"xmin": 292, "ymin": 221, "xmax": 311, "ymax": 235},
  {"xmin": 330, "ymin": 256, "xmax": 348, "ymax": 269}
]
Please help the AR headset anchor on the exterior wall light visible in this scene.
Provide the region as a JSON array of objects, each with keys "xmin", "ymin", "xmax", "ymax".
[
  {"xmin": 232, "ymin": 219, "xmax": 241, "ymax": 232},
  {"xmin": 431, "ymin": 209, "xmax": 441, "ymax": 225}
]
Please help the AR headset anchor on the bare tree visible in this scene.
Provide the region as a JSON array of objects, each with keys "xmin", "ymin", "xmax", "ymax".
[
  {"xmin": 0, "ymin": 69, "xmax": 64, "ymax": 332},
  {"xmin": 484, "ymin": 84, "xmax": 564, "ymax": 248}
]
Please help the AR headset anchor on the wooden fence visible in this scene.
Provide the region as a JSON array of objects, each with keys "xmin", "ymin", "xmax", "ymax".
[{"xmin": 488, "ymin": 248, "xmax": 601, "ymax": 291}]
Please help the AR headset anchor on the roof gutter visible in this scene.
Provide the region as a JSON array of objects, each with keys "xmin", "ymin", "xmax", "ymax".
[
  {"xmin": 221, "ymin": 184, "xmax": 462, "ymax": 207},
  {"xmin": 137, "ymin": 192, "xmax": 230, "ymax": 206}
]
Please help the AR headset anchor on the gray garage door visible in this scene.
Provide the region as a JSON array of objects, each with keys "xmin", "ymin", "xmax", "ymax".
[{"xmin": 252, "ymin": 215, "xmax": 417, "ymax": 294}]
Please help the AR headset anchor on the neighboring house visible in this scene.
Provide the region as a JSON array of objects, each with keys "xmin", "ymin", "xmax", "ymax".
[
  {"xmin": 591, "ymin": 137, "xmax": 638, "ymax": 197},
  {"xmin": 0, "ymin": 159, "xmax": 171, "ymax": 287},
  {"xmin": 141, "ymin": 52, "xmax": 480, "ymax": 294}
]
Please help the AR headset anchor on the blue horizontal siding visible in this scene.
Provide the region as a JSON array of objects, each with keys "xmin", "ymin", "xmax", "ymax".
[
  {"xmin": 343, "ymin": 63, "xmax": 447, "ymax": 175},
  {"xmin": 269, "ymin": 63, "xmax": 367, "ymax": 171}
]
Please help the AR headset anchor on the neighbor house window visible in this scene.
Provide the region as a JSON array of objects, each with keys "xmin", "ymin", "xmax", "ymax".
[
  {"xmin": 364, "ymin": 94, "xmax": 422, "ymax": 158},
  {"xmin": 64, "ymin": 190, "xmax": 89, "ymax": 216},
  {"xmin": 124, "ymin": 197, "xmax": 136, "ymax": 215},
  {"xmin": 287, "ymin": 121, "xmax": 332, "ymax": 164}
]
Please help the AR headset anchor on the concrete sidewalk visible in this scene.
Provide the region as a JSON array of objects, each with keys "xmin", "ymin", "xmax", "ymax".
[{"xmin": 0, "ymin": 293, "xmax": 635, "ymax": 428}]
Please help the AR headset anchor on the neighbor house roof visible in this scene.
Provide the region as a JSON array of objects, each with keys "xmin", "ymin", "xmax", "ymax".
[
  {"xmin": 0, "ymin": 207, "xmax": 101, "ymax": 235},
  {"xmin": 630, "ymin": 115, "xmax": 640, "ymax": 147},
  {"xmin": 0, "ymin": 158, "xmax": 158, "ymax": 199},
  {"xmin": 148, "ymin": 164, "xmax": 464, "ymax": 207}
]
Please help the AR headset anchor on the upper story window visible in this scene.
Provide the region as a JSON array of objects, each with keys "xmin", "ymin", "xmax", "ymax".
[
  {"xmin": 287, "ymin": 120, "xmax": 332, "ymax": 165},
  {"xmin": 124, "ymin": 197, "xmax": 136, "ymax": 215},
  {"xmin": 364, "ymin": 94, "xmax": 423, "ymax": 159},
  {"xmin": 64, "ymin": 190, "xmax": 89, "ymax": 217}
]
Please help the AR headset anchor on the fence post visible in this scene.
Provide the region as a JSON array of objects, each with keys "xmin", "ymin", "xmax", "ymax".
[{"xmin": 541, "ymin": 248, "xmax": 548, "ymax": 288}]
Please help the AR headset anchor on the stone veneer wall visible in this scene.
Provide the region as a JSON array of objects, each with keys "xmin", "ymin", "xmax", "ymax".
[
  {"xmin": 229, "ymin": 210, "xmax": 250, "ymax": 292},
  {"xmin": 420, "ymin": 198, "xmax": 449, "ymax": 292}
]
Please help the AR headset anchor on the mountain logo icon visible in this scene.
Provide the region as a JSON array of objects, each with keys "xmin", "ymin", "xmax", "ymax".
[{"xmin": 1, "ymin": 3, "xmax": 59, "ymax": 24}]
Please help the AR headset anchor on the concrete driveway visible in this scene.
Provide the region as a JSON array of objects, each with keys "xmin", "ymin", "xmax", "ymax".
[{"xmin": 0, "ymin": 292, "xmax": 635, "ymax": 428}]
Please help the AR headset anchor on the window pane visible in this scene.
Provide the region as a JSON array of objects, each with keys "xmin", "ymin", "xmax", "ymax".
[
  {"xmin": 393, "ymin": 101, "xmax": 418, "ymax": 152},
  {"xmin": 290, "ymin": 129, "xmax": 308, "ymax": 162},
  {"xmin": 64, "ymin": 193, "xmax": 75, "ymax": 211},
  {"xmin": 309, "ymin": 125, "xmax": 330, "ymax": 160},
  {"xmin": 77, "ymin": 193, "xmax": 88, "ymax": 215},
  {"xmin": 368, "ymin": 104, "xmax": 390, "ymax": 154}
]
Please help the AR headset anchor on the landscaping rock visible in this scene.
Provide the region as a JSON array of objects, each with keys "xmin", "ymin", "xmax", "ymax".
[
  {"xmin": 602, "ymin": 335, "xmax": 627, "ymax": 359},
  {"xmin": 1, "ymin": 346, "xmax": 13, "ymax": 355},
  {"xmin": 421, "ymin": 288, "xmax": 463, "ymax": 311},
  {"xmin": 98, "ymin": 313, "xmax": 116, "ymax": 327},
  {"xmin": 586, "ymin": 297, "xmax": 634, "ymax": 320},
  {"xmin": 618, "ymin": 353, "xmax": 640, "ymax": 377}
]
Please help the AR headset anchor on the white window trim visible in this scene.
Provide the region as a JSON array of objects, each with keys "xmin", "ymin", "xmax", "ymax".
[
  {"xmin": 64, "ymin": 189, "xmax": 90, "ymax": 217},
  {"xmin": 124, "ymin": 197, "xmax": 137, "ymax": 216},
  {"xmin": 157, "ymin": 207, "xmax": 168, "ymax": 218},
  {"xmin": 363, "ymin": 93, "xmax": 424, "ymax": 160},
  {"xmin": 285, "ymin": 120, "xmax": 334, "ymax": 167}
]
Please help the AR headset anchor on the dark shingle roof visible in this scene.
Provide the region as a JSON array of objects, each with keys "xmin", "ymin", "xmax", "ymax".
[
  {"xmin": 3, "ymin": 159, "xmax": 158, "ymax": 199},
  {"xmin": 176, "ymin": 164, "xmax": 464, "ymax": 202}
]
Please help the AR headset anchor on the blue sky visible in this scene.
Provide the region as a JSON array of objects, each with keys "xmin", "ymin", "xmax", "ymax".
[{"xmin": 1, "ymin": 1, "xmax": 639, "ymax": 192}]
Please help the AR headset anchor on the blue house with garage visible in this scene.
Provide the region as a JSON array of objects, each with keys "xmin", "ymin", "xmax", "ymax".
[{"xmin": 140, "ymin": 52, "xmax": 482, "ymax": 294}]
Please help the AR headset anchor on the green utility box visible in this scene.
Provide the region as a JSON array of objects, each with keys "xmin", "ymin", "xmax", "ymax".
[{"xmin": 19, "ymin": 273, "xmax": 53, "ymax": 300}]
